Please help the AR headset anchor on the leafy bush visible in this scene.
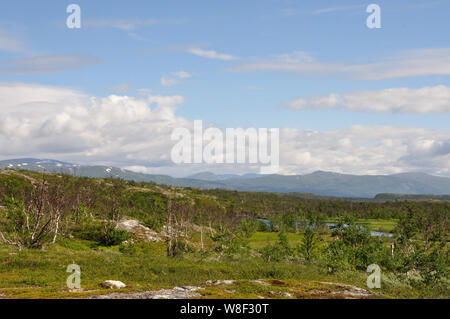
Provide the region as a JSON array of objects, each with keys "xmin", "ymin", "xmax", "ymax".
[
  {"xmin": 297, "ymin": 227, "xmax": 321, "ymax": 262},
  {"xmin": 75, "ymin": 221, "xmax": 130, "ymax": 246},
  {"xmin": 100, "ymin": 222, "xmax": 130, "ymax": 246},
  {"xmin": 296, "ymin": 214, "xmax": 323, "ymax": 262},
  {"xmin": 326, "ymin": 219, "xmax": 388, "ymax": 272},
  {"xmin": 257, "ymin": 220, "xmax": 271, "ymax": 232},
  {"xmin": 260, "ymin": 232, "xmax": 292, "ymax": 262},
  {"xmin": 210, "ymin": 230, "xmax": 249, "ymax": 258},
  {"xmin": 142, "ymin": 215, "xmax": 164, "ymax": 232}
]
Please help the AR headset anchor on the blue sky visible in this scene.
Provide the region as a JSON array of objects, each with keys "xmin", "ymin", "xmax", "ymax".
[{"xmin": 1, "ymin": 0, "xmax": 450, "ymax": 176}]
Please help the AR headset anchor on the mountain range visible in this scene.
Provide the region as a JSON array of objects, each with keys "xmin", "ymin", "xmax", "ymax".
[{"xmin": 1, "ymin": 158, "xmax": 450, "ymax": 198}]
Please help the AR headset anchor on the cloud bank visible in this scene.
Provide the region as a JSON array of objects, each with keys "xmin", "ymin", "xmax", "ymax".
[
  {"xmin": 286, "ymin": 85, "xmax": 450, "ymax": 113},
  {"xmin": 234, "ymin": 48, "xmax": 450, "ymax": 80},
  {"xmin": 0, "ymin": 83, "xmax": 449, "ymax": 176}
]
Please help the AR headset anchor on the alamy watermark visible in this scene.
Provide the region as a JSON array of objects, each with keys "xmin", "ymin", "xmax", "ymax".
[
  {"xmin": 66, "ymin": 4, "xmax": 81, "ymax": 29},
  {"xmin": 66, "ymin": 264, "xmax": 81, "ymax": 290},
  {"xmin": 366, "ymin": 264, "xmax": 381, "ymax": 288},
  {"xmin": 366, "ymin": 4, "xmax": 381, "ymax": 29},
  {"xmin": 171, "ymin": 120, "xmax": 279, "ymax": 174}
]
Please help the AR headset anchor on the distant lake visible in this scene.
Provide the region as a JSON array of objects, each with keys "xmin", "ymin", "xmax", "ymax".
[{"xmin": 257, "ymin": 219, "xmax": 393, "ymax": 238}]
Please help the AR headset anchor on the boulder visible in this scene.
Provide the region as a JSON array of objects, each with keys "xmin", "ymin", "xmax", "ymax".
[
  {"xmin": 102, "ymin": 280, "xmax": 126, "ymax": 289},
  {"xmin": 117, "ymin": 219, "xmax": 161, "ymax": 242}
]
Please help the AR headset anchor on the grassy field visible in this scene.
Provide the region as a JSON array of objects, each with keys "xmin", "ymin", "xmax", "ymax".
[
  {"xmin": 0, "ymin": 231, "xmax": 442, "ymax": 299},
  {"xmin": 0, "ymin": 241, "xmax": 339, "ymax": 298}
]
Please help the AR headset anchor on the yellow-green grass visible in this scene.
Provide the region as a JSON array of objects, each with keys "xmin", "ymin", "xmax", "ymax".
[
  {"xmin": 198, "ymin": 279, "xmax": 386, "ymax": 299},
  {"xmin": 247, "ymin": 232, "xmax": 335, "ymax": 249},
  {"xmin": 324, "ymin": 218, "xmax": 398, "ymax": 233},
  {"xmin": 0, "ymin": 241, "xmax": 391, "ymax": 299}
]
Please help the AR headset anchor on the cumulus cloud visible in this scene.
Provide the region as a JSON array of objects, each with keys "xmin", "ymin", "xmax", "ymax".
[
  {"xmin": 0, "ymin": 83, "xmax": 189, "ymax": 168},
  {"xmin": 187, "ymin": 48, "xmax": 237, "ymax": 61},
  {"xmin": 233, "ymin": 48, "xmax": 450, "ymax": 80},
  {"xmin": 0, "ymin": 83, "xmax": 449, "ymax": 176},
  {"xmin": 0, "ymin": 55, "xmax": 101, "ymax": 74},
  {"xmin": 286, "ymin": 85, "xmax": 450, "ymax": 113},
  {"xmin": 278, "ymin": 126, "xmax": 450, "ymax": 176}
]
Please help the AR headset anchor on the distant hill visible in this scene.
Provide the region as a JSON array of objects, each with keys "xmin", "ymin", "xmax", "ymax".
[
  {"xmin": 374, "ymin": 193, "xmax": 450, "ymax": 201},
  {"xmin": 0, "ymin": 159, "xmax": 222, "ymax": 189},
  {"xmin": 1, "ymin": 158, "xmax": 450, "ymax": 198},
  {"xmin": 220, "ymin": 171, "xmax": 450, "ymax": 197},
  {"xmin": 187, "ymin": 172, "xmax": 263, "ymax": 181}
]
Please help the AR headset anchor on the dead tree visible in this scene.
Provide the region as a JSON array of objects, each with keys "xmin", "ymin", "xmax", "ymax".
[{"xmin": 0, "ymin": 174, "xmax": 67, "ymax": 249}]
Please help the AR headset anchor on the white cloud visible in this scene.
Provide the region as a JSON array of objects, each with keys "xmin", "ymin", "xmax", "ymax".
[
  {"xmin": 84, "ymin": 19, "xmax": 158, "ymax": 30},
  {"xmin": 0, "ymin": 55, "xmax": 101, "ymax": 74},
  {"xmin": 313, "ymin": 5, "xmax": 363, "ymax": 15},
  {"xmin": 286, "ymin": 85, "xmax": 450, "ymax": 113},
  {"xmin": 0, "ymin": 28, "xmax": 25, "ymax": 52},
  {"xmin": 161, "ymin": 76, "xmax": 179, "ymax": 87},
  {"xmin": 187, "ymin": 48, "xmax": 237, "ymax": 61},
  {"xmin": 103, "ymin": 83, "xmax": 133, "ymax": 93},
  {"xmin": 84, "ymin": 18, "xmax": 185, "ymax": 31},
  {"xmin": 0, "ymin": 83, "xmax": 449, "ymax": 177},
  {"xmin": 171, "ymin": 71, "xmax": 192, "ymax": 79},
  {"xmin": 274, "ymin": 51, "xmax": 315, "ymax": 63},
  {"xmin": 233, "ymin": 48, "xmax": 450, "ymax": 80},
  {"xmin": 137, "ymin": 88, "xmax": 152, "ymax": 96},
  {"xmin": 128, "ymin": 32, "xmax": 149, "ymax": 41},
  {"xmin": 161, "ymin": 71, "xmax": 193, "ymax": 87}
]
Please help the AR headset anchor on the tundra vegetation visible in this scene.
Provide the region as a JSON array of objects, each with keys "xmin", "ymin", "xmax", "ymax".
[{"xmin": 0, "ymin": 169, "xmax": 448, "ymax": 298}]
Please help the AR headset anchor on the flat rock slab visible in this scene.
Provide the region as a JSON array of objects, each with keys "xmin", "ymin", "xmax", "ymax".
[
  {"xmin": 88, "ymin": 280, "xmax": 379, "ymax": 299},
  {"xmin": 319, "ymin": 282, "xmax": 378, "ymax": 297},
  {"xmin": 90, "ymin": 286, "xmax": 203, "ymax": 299}
]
